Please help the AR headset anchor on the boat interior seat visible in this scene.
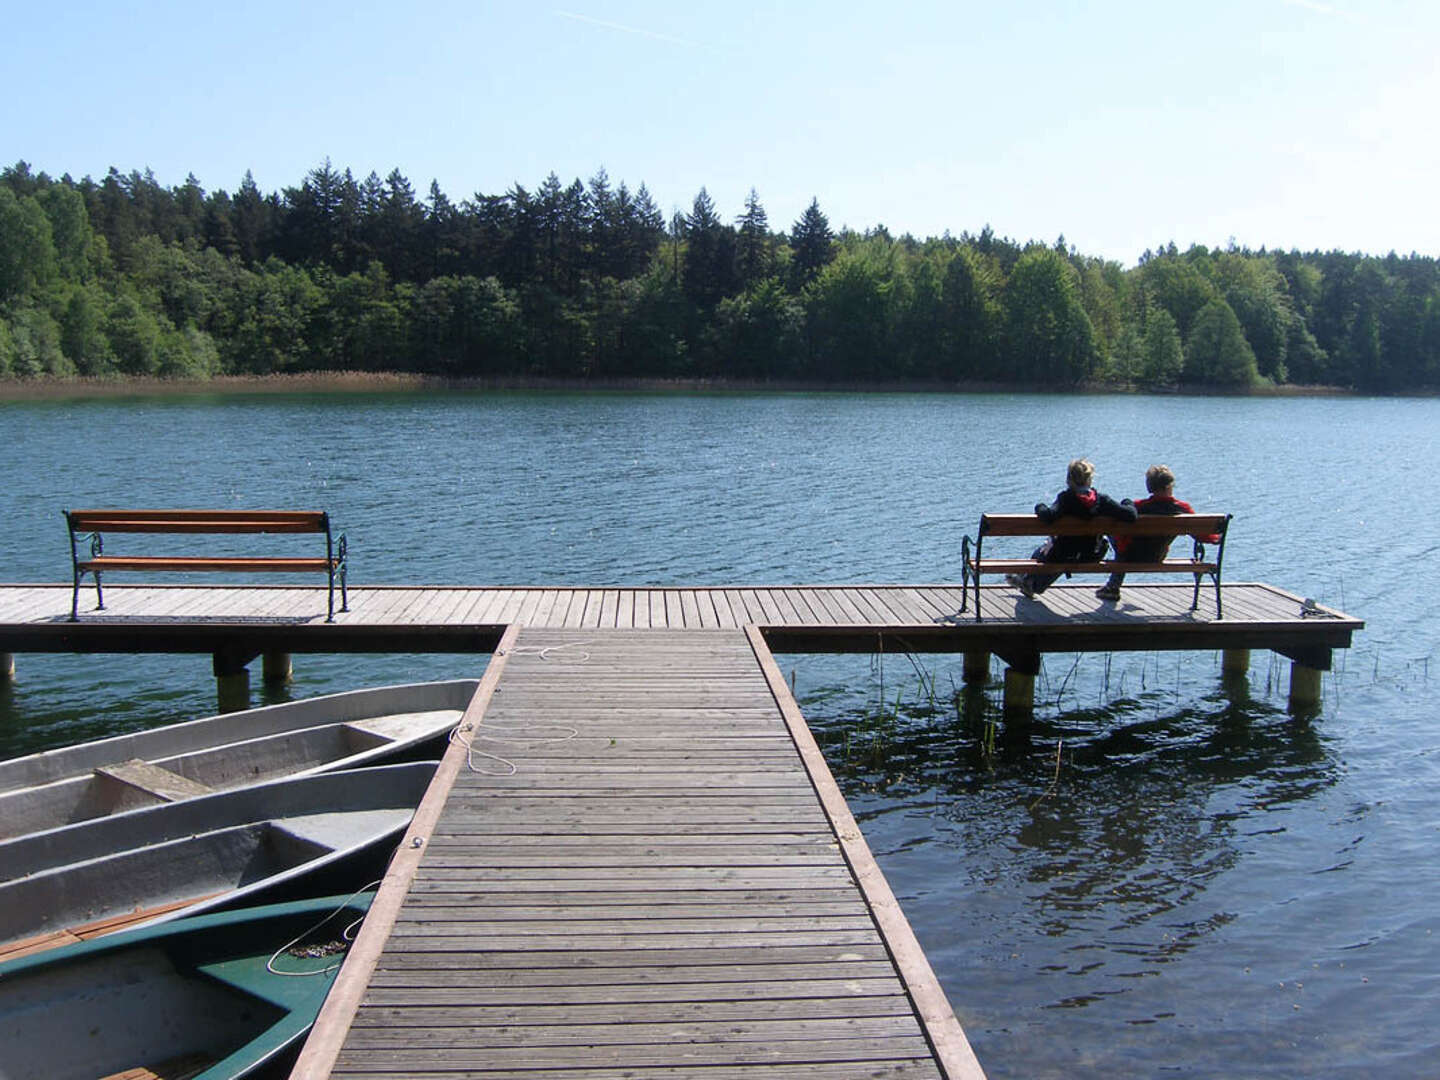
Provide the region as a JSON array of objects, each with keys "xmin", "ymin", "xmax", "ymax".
[{"xmin": 94, "ymin": 759, "xmax": 214, "ymax": 808}]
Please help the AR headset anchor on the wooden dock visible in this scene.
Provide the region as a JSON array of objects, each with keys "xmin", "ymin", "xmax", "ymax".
[
  {"xmin": 293, "ymin": 625, "xmax": 984, "ymax": 1078},
  {"xmin": 0, "ymin": 580, "xmax": 1362, "ymax": 1077},
  {"xmin": 0, "ymin": 580, "xmax": 1361, "ymax": 666}
]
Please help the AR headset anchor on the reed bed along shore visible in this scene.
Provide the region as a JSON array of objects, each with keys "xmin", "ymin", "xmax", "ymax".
[{"xmin": 0, "ymin": 371, "xmax": 1358, "ymax": 402}]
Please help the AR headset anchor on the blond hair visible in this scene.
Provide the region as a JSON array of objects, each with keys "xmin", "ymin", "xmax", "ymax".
[
  {"xmin": 1145, "ymin": 464, "xmax": 1176, "ymax": 493},
  {"xmin": 1067, "ymin": 458, "xmax": 1095, "ymax": 489}
]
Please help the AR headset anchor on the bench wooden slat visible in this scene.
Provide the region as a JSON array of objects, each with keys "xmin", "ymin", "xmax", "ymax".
[
  {"xmin": 79, "ymin": 556, "xmax": 337, "ymax": 573},
  {"xmin": 979, "ymin": 513, "xmax": 1228, "ymax": 538},
  {"xmin": 969, "ymin": 559, "xmax": 1219, "ymax": 575},
  {"xmin": 66, "ymin": 509, "xmax": 329, "ymax": 533},
  {"xmin": 71, "ymin": 521, "xmax": 326, "ymax": 534}
]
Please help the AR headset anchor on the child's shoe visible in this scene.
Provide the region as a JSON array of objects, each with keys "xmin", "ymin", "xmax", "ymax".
[{"xmin": 1094, "ymin": 584, "xmax": 1121, "ymax": 601}]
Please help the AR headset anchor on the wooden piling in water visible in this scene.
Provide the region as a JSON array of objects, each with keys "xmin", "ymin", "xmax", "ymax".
[
  {"xmin": 964, "ymin": 649, "xmax": 990, "ymax": 684},
  {"xmin": 1289, "ymin": 662, "xmax": 1323, "ymax": 712},
  {"xmin": 1004, "ymin": 667, "xmax": 1035, "ymax": 712},
  {"xmin": 262, "ymin": 650, "xmax": 292, "ymax": 685}
]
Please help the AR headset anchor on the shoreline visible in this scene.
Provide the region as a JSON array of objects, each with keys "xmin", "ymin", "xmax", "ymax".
[{"xmin": 0, "ymin": 371, "xmax": 1365, "ymax": 402}]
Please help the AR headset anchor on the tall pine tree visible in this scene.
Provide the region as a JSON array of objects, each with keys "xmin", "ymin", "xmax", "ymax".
[{"xmin": 789, "ymin": 197, "xmax": 833, "ymax": 289}]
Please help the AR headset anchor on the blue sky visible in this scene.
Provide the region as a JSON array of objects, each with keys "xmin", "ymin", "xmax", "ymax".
[{"xmin": 6, "ymin": 0, "xmax": 1435, "ymax": 265}]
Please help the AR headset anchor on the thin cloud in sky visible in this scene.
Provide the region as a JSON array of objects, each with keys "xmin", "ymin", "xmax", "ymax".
[
  {"xmin": 1278, "ymin": 0, "xmax": 1364, "ymax": 19},
  {"xmin": 554, "ymin": 10, "xmax": 703, "ymax": 49}
]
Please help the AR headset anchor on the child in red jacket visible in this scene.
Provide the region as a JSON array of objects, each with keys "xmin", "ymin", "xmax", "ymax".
[{"xmin": 1095, "ymin": 464, "xmax": 1207, "ymax": 601}]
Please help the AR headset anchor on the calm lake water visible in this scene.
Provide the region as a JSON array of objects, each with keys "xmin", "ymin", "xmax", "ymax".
[{"xmin": 2, "ymin": 390, "xmax": 1436, "ymax": 1077}]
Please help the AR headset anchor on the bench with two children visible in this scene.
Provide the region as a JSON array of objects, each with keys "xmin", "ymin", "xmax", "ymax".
[{"xmin": 960, "ymin": 461, "xmax": 1229, "ymax": 621}]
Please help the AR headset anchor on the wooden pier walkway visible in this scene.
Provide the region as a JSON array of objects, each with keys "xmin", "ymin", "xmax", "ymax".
[
  {"xmin": 0, "ymin": 580, "xmax": 1361, "ymax": 667},
  {"xmin": 293, "ymin": 625, "xmax": 984, "ymax": 1079}
]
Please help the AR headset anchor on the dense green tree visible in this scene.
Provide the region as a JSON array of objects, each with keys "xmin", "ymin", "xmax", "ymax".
[
  {"xmin": 375, "ymin": 169, "xmax": 425, "ymax": 282},
  {"xmin": 1184, "ymin": 298, "xmax": 1258, "ymax": 385},
  {"xmin": 789, "ymin": 198, "xmax": 833, "ymax": 289},
  {"xmin": 174, "ymin": 174, "xmax": 205, "ymax": 242},
  {"xmin": 60, "ymin": 284, "xmax": 114, "ymax": 374},
  {"xmin": 0, "ymin": 161, "xmax": 42, "ymax": 197},
  {"xmin": 201, "ymin": 189, "xmax": 240, "ymax": 259},
  {"xmin": 36, "ymin": 184, "xmax": 98, "ymax": 282},
  {"xmin": 681, "ymin": 187, "xmax": 736, "ymax": 308},
  {"xmin": 1002, "ymin": 247, "xmax": 1097, "ymax": 384},
  {"xmin": 613, "ymin": 266, "xmax": 689, "ymax": 376},
  {"xmin": 892, "ymin": 253, "xmax": 944, "ymax": 378},
  {"xmin": 1139, "ymin": 308, "xmax": 1183, "ymax": 386},
  {"xmin": 0, "ymin": 187, "xmax": 57, "ymax": 302},
  {"xmin": 1076, "ymin": 259, "xmax": 1124, "ymax": 369},
  {"xmin": 424, "ymin": 180, "xmax": 462, "ymax": 279},
  {"xmin": 225, "ymin": 260, "xmax": 323, "ymax": 373},
  {"xmin": 937, "ymin": 246, "xmax": 1002, "ymax": 379},
  {"xmin": 712, "ymin": 277, "xmax": 803, "ymax": 378},
  {"xmin": 1108, "ymin": 322, "xmax": 1143, "ymax": 384},
  {"xmin": 106, "ymin": 291, "xmax": 164, "ymax": 374},
  {"xmin": 6, "ymin": 305, "xmax": 70, "ymax": 375},
  {"xmin": 1209, "ymin": 253, "xmax": 1291, "ymax": 380},
  {"xmin": 231, "ymin": 171, "xmax": 273, "ymax": 266},
  {"xmin": 311, "ymin": 263, "xmax": 407, "ymax": 371},
  {"xmin": 804, "ymin": 245, "xmax": 895, "ymax": 379},
  {"xmin": 409, "ymin": 274, "xmax": 523, "ymax": 374},
  {"xmin": 735, "ymin": 188, "xmax": 773, "ymax": 287},
  {"xmin": 1136, "ymin": 252, "xmax": 1217, "ymax": 338},
  {"xmin": 622, "ymin": 184, "xmax": 666, "ymax": 276},
  {"xmin": 162, "ymin": 324, "xmax": 221, "ymax": 377}
]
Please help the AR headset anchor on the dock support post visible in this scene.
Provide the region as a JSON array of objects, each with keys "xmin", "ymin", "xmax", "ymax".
[
  {"xmin": 1289, "ymin": 663, "xmax": 1323, "ymax": 713},
  {"xmin": 263, "ymin": 651, "xmax": 293, "ymax": 685},
  {"xmin": 1003, "ymin": 668, "xmax": 1035, "ymax": 714},
  {"xmin": 963, "ymin": 650, "xmax": 990, "ymax": 685},
  {"xmin": 216, "ymin": 669, "xmax": 251, "ymax": 713},
  {"xmin": 994, "ymin": 648, "xmax": 1040, "ymax": 715},
  {"xmin": 0, "ymin": 653, "xmax": 12, "ymax": 681},
  {"xmin": 213, "ymin": 648, "xmax": 260, "ymax": 713},
  {"xmin": 1222, "ymin": 649, "xmax": 1250, "ymax": 676}
]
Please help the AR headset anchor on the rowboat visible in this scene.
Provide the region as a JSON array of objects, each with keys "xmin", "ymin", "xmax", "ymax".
[
  {"xmin": 0, "ymin": 761, "xmax": 434, "ymax": 961},
  {"xmin": 0, "ymin": 678, "xmax": 475, "ymax": 840},
  {"xmin": 0, "ymin": 892, "xmax": 373, "ymax": 1080}
]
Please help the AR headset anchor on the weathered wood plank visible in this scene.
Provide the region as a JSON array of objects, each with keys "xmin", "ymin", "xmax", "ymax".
[
  {"xmin": 349, "ymin": 995, "xmax": 919, "ymax": 1027},
  {"xmin": 331, "ymin": 1064, "xmax": 941, "ymax": 1080},
  {"xmin": 334, "ymin": 1035, "xmax": 939, "ymax": 1068},
  {"xmin": 360, "ymin": 975, "xmax": 909, "ymax": 1005}
]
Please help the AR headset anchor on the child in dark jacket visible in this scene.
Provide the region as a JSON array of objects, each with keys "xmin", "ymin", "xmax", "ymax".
[
  {"xmin": 1094, "ymin": 464, "xmax": 1210, "ymax": 600},
  {"xmin": 1009, "ymin": 458, "xmax": 1137, "ymax": 598}
]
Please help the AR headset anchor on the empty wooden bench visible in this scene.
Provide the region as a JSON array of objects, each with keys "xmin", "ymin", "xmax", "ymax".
[
  {"xmin": 960, "ymin": 512, "xmax": 1230, "ymax": 620},
  {"xmin": 64, "ymin": 509, "xmax": 348, "ymax": 622}
]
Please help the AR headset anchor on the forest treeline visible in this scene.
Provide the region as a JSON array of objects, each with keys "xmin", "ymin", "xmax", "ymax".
[{"xmin": 2, "ymin": 159, "xmax": 1438, "ymax": 391}]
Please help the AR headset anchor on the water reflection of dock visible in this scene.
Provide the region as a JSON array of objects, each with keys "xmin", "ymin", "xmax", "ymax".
[{"xmin": 0, "ymin": 581, "xmax": 1362, "ymax": 1079}]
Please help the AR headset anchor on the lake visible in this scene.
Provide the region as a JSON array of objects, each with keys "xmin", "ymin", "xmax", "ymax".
[{"xmin": 2, "ymin": 389, "xmax": 1435, "ymax": 1077}]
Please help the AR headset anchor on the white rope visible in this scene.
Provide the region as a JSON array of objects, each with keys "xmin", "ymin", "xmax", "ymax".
[
  {"xmin": 450, "ymin": 718, "xmax": 580, "ymax": 775},
  {"xmin": 509, "ymin": 639, "xmax": 593, "ymax": 663},
  {"xmin": 265, "ymin": 880, "xmax": 380, "ymax": 977},
  {"xmin": 449, "ymin": 641, "xmax": 590, "ymax": 774}
]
